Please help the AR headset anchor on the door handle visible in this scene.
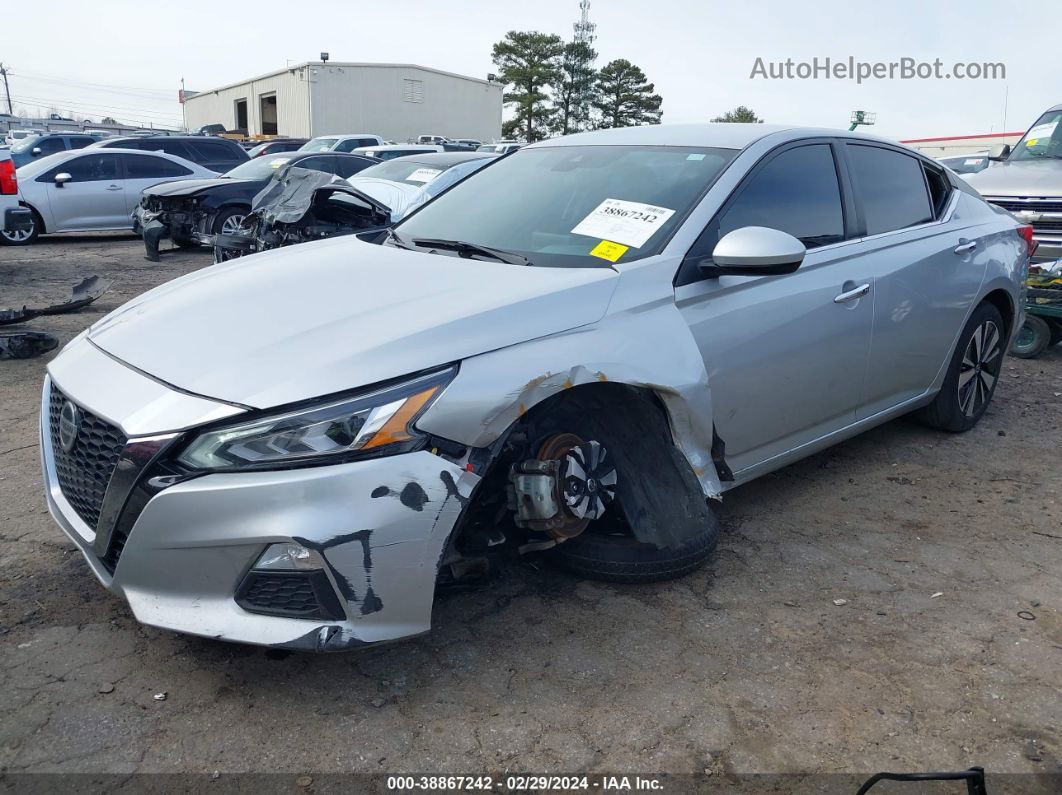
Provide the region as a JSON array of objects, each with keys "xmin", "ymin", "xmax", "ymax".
[
  {"xmin": 105, "ymin": 185, "xmax": 122, "ymax": 191},
  {"xmin": 834, "ymin": 283, "xmax": 871, "ymax": 303},
  {"xmin": 954, "ymin": 240, "xmax": 978, "ymax": 255}
]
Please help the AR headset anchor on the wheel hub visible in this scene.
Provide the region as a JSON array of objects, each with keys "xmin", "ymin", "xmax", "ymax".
[{"xmin": 508, "ymin": 432, "xmax": 618, "ymax": 539}]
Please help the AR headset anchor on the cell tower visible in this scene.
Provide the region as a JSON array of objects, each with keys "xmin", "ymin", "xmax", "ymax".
[{"xmin": 574, "ymin": 0, "xmax": 596, "ymax": 46}]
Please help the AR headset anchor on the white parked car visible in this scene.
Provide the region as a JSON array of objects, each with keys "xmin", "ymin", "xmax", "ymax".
[
  {"xmin": 1, "ymin": 148, "xmax": 216, "ymax": 245},
  {"xmin": 4, "ymin": 129, "xmax": 36, "ymax": 147},
  {"xmin": 298, "ymin": 134, "xmax": 385, "ymax": 154},
  {"xmin": 350, "ymin": 144, "xmax": 443, "ymax": 161},
  {"xmin": 345, "ymin": 151, "xmax": 496, "ymax": 220}
]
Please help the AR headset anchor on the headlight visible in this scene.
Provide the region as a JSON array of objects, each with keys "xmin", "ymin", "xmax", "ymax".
[{"xmin": 175, "ymin": 367, "xmax": 454, "ymax": 471}]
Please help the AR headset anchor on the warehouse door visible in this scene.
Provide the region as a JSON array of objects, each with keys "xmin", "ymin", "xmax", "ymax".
[
  {"xmin": 259, "ymin": 93, "xmax": 278, "ymax": 135},
  {"xmin": 234, "ymin": 98, "xmax": 248, "ymax": 132}
]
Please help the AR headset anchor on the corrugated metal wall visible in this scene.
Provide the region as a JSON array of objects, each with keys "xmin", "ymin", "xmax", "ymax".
[
  {"xmin": 183, "ymin": 69, "xmax": 312, "ymax": 137},
  {"xmin": 310, "ymin": 65, "xmax": 503, "ymax": 142}
]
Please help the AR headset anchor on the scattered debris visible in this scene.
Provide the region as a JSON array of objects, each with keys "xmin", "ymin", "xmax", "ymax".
[
  {"xmin": 296, "ymin": 776, "xmax": 314, "ymax": 788},
  {"xmin": 98, "ymin": 683, "xmax": 115, "ymax": 694},
  {"xmin": 833, "ymin": 598, "xmax": 848, "ymax": 606},
  {"xmin": 0, "ymin": 331, "xmax": 59, "ymax": 360},
  {"xmin": 153, "ymin": 692, "xmax": 167, "ymax": 701},
  {"xmin": 931, "ymin": 592, "xmax": 944, "ymax": 599},
  {"xmin": 370, "ymin": 697, "xmax": 386, "ymax": 708},
  {"xmin": 1017, "ymin": 611, "xmax": 1036, "ymax": 621},
  {"xmin": 0, "ymin": 276, "xmax": 112, "ymax": 326},
  {"xmin": 1024, "ymin": 739, "xmax": 1043, "ymax": 762}
]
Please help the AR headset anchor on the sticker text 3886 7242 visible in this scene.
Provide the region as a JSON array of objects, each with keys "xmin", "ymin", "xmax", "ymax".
[{"xmin": 571, "ymin": 198, "xmax": 676, "ymax": 249}]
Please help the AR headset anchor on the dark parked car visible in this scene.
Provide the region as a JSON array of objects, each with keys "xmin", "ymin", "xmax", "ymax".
[
  {"xmin": 213, "ymin": 167, "xmax": 392, "ymax": 261},
  {"xmin": 133, "ymin": 151, "xmax": 376, "ymax": 260},
  {"xmin": 91, "ymin": 135, "xmax": 249, "ymax": 173},
  {"xmin": 9, "ymin": 133, "xmax": 100, "ymax": 168},
  {"xmin": 245, "ymin": 138, "xmax": 310, "ymax": 158}
]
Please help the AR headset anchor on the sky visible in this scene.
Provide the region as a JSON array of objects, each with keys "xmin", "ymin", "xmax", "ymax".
[{"xmin": 2, "ymin": 0, "xmax": 1051, "ymax": 140}]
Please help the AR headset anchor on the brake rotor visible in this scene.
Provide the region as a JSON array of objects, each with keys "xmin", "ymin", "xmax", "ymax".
[{"xmin": 536, "ymin": 433, "xmax": 618, "ymax": 538}]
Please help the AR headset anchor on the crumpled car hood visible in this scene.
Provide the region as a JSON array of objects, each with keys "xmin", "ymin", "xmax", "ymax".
[
  {"xmin": 966, "ymin": 159, "xmax": 1062, "ymax": 197},
  {"xmin": 143, "ymin": 178, "xmax": 248, "ymax": 197},
  {"xmin": 88, "ymin": 236, "xmax": 619, "ymax": 409}
]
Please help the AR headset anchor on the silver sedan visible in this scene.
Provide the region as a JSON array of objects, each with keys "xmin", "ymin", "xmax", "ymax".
[
  {"xmin": 3, "ymin": 148, "xmax": 216, "ymax": 245},
  {"xmin": 41, "ymin": 124, "xmax": 1028, "ymax": 651}
]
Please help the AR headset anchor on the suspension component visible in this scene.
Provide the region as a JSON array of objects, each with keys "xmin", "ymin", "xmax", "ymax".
[{"xmin": 507, "ymin": 433, "xmax": 617, "ymax": 539}]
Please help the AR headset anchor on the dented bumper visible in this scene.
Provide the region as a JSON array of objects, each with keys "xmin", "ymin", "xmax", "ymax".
[{"xmin": 40, "ymin": 357, "xmax": 479, "ymax": 651}]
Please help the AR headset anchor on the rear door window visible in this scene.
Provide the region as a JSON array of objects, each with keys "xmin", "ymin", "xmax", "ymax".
[
  {"xmin": 334, "ymin": 156, "xmax": 374, "ymax": 179},
  {"xmin": 847, "ymin": 145, "xmax": 933, "ymax": 235},
  {"xmin": 67, "ymin": 136, "xmax": 96, "ymax": 150},
  {"xmin": 124, "ymin": 154, "xmax": 193, "ymax": 179},
  {"xmin": 190, "ymin": 140, "xmax": 240, "ymax": 165},
  {"xmin": 290, "ymin": 155, "xmax": 335, "ymax": 174}
]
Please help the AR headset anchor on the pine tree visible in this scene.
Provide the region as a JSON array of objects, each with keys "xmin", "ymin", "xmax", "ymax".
[
  {"xmin": 711, "ymin": 106, "xmax": 764, "ymax": 123},
  {"xmin": 593, "ymin": 59, "xmax": 662, "ymax": 129},
  {"xmin": 491, "ymin": 31, "xmax": 565, "ymax": 142},
  {"xmin": 552, "ymin": 41, "xmax": 598, "ymax": 135}
]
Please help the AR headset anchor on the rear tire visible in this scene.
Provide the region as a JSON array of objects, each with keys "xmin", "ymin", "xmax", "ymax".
[
  {"xmin": 1009, "ymin": 316, "xmax": 1051, "ymax": 359},
  {"xmin": 0, "ymin": 207, "xmax": 41, "ymax": 245},
  {"xmin": 916, "ymin": 301, "xmax": 1004, "ymax": 432},
  {"xmin": 550, "ymin": 516, "xmax": 719, "ymax": 584}
]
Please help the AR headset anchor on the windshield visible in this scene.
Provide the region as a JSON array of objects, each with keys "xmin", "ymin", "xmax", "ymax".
[
  {"xmin": 354, "ymin": 159, "xmax": 451, "ymax": 186},
  {"xmin": 299, "ymin": 137, "xmax": 338, "ymax": 152},
  {"xmin": 1010, "ymin": 110, "xmax": 1062, "ymax": 161},
  {"xmin": 223, "ymin": 154, "xmax": 298, "ymax": 180},
  {"xmin": 395, "ymin": 145, "xmax": 737, "ymax": 267},
  {"xmin": 10, "ymin": 135, "xmax": 43, "ymax": 154}
]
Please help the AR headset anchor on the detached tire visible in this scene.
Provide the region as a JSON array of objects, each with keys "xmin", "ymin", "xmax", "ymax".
[
  {"xmin": 1009, "ymin": 316, "xmax": 1051, "ymax": 359},
  {"xmin": 550, "ymin": 513, "xmax": 719, "ymax": 584}
]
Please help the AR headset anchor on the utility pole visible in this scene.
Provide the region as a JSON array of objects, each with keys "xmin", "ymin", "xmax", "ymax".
[{"xmin": 0, "ymin": 63, "xmax": 13, "ymax": 116}]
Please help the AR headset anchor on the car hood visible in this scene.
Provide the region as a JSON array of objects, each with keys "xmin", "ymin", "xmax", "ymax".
[
  {"xmin": 966, "ymin": 159, "xmax": 1062, "ymax": 197},
  {"xmin": 88, "ymin": 236, "xmax": 619, "ymax": 409},
  {"xmin": 143, "ymin": 178, "xmax": 252, "ymax": 198}
]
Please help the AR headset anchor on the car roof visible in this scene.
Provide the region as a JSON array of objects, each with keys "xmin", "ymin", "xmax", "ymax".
[
  {"xmin": 384, "ymin": 151, "xmax": 495, "ymax": 167},
  {"xmin": 312, "ymin": 134, "xmax": 379, "ymax": 140},
  {"xmin": 356, "ymin": 144, "xmax": 440, "ymax": 152},
  {"xmin": 528, "ymin": 123, "xmax": 903, "ymax": 151},
  {"xmin": 106, "ymin": 135, "xmax": 238, "ymax": 143}
]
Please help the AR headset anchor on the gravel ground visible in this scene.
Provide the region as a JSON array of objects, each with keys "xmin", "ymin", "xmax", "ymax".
[{"xmin": 1, "ymin": 234, "xmax": 1060, "ymax": 789}]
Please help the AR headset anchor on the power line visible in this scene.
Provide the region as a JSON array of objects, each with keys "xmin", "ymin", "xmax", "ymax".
[
  {"xmin": 12, "ymin": 99, "xmax": 182, "ymax": 128},
  {"xmin": 12, "ymin": 93, "xmax": 183, "ymax": 122},
  {"xmin": 8, "ymin": 68, "xmax": 173, "ymax": 97}
]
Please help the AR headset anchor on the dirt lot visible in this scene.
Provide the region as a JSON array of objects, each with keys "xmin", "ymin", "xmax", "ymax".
[{"xmin": 1, "ymin": 235, "xmax": 1060, "ymax": 789}]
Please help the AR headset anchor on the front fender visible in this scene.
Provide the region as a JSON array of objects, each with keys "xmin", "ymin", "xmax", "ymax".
[{"xmin": 417, "ymin": 294, "xmax": 723, "ymax": 499}]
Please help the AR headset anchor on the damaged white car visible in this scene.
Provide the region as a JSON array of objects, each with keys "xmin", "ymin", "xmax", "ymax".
[{"xmin": 41, "ymin": 124, "xmax": 1029, "ymax": 651}]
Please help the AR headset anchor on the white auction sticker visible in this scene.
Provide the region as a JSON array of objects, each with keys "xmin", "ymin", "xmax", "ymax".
[
  {"xmin": 963, "ymin": 158, "xmax": 983, "ymax": 166},
  {"xmin": 571, "ymin": 198, "xmax": 676, "ymax": 248},
  {"xmin": 404, "ymin": 167, "xmax": 443, "ymax": 184}
]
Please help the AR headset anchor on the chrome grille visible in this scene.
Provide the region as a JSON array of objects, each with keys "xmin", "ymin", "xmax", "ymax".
[
  {"xmin": 986, "ymin": 199, "xmax": 1062, "ymax": 214},
  {"xmin": 48, "ymin": 385, "xmax": 127, "ymax": 530}
]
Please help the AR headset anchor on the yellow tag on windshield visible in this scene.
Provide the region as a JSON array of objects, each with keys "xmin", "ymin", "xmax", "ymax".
[{"xmin": 589, "ymin": 240, "xmax": 629, "ymax": 263}]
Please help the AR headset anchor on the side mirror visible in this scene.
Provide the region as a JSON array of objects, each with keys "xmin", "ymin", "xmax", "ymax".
[
  {"xmin": 54, "ymin": 172, "xmax": 72, "ymax": 187},
  {"xmin": 31, "ymin": 147, "xmax": 42, "ymax": 156},
  {"xmin": 988, "ymin": 143, "xmax": 1011, "ymax": 161},
  {"xmin": 704, "ymin": 226, "xmax": 806, "ymax": 276}
]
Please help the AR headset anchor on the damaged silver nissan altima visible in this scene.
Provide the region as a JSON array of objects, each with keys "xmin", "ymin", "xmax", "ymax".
[{"xmin": 41, "ymin": 124, "xmax": 1030, "ymax": 651}]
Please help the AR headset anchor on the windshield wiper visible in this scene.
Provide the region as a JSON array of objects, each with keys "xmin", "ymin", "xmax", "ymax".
[
  {"xmin": 384, "ymin": 228, "xmax": 417, "ymax": 250},
  {"xmin": 409, "ymin": 237, "xmax": 531, "ymax": 266}
]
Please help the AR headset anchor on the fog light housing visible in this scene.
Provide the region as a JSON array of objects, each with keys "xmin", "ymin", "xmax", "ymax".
[{"xmin": 234, "ymin": 543, "xmax": 346, "ymax": 620}]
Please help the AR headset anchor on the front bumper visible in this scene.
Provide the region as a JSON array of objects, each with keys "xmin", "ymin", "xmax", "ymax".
[{"xmin": 41, "ymin": 351, "xmax": 479, "ymax": 651}]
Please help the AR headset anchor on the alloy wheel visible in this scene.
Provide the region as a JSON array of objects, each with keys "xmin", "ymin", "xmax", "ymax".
[
  {"xmin": 220, "ymin": 214, "xmax": 247, "ymax": 235},
  {"xmin": 1, "ymin": 222, "xmax": 34, "ymax": 243},
  {"xmin": 957, "ymin": 320, "xmax": 1001, "ymax": 417}
]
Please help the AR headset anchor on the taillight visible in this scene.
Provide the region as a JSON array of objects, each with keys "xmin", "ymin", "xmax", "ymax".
[
  {"xmin": 0, "ymin": 159, "xmax": 16, "ymax": 195},
  {"xmin": 1018, "ymin": 224, "xmax": 1037, "ymax": 258}
]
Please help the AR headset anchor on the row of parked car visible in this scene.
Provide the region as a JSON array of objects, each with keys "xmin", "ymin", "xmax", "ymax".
[{"xmin": 0, "ymin": 128, "xmax": 523, "ymax": 249}]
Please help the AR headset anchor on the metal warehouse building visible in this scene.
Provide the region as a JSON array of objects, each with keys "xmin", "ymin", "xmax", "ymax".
[{"xmin": 182, "ymin": 62, "xmax": 503, "ymax": 143}]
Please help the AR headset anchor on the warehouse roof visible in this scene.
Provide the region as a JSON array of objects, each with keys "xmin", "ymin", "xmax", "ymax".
[{"xmin": 186, "ymin": 62, "xmax": 502, "ymax": 97}]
